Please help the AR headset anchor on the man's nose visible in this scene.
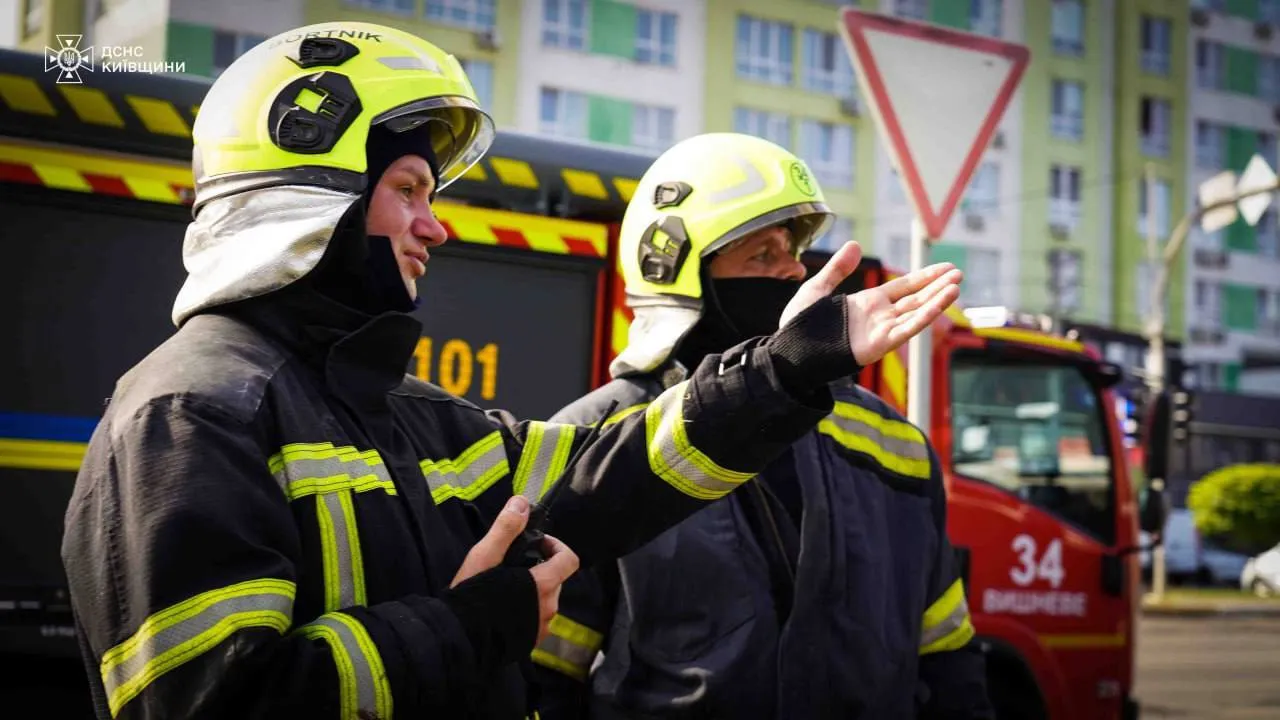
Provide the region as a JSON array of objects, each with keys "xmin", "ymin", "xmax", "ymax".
[
  {"xmin": 412, "ymin": 203, "xmax": 449, "ymax": 247},
  {"xmin": 777, "ymin": 256, "xmax": 807, "ymax": 282}
]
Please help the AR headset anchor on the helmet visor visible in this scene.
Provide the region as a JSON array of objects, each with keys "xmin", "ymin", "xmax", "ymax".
[
  {"xmin": 372, "ymin": 97, "xmax": 495, "ymax": 191},
  {"xmin": 705, "ymin": 203, "xmax": 836, "ymax": 259}
]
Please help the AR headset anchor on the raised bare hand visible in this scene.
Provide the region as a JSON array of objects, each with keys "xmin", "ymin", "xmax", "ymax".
[{"xmin": 779, "ymin": 241, "xmax": 963, "ymax": 367}]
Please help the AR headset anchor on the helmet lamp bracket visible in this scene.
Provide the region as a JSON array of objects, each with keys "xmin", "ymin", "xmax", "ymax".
[
  {"xmin": 269, "ymin": 71, "xmax": 363, "ymax": 154},
  {"xmin": 290, "ymin": 37, "xmax": 361, "ymax": 68},
  {"xmin": 653, "ymin": 181, "xmax": 692, "ymax": 209},
  {"xmin": 638, "ymin": 215, "xmax": 691, "ymax": 285}
]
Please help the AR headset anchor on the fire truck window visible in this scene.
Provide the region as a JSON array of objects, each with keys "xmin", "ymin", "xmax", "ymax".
[{"xmin": 950, "ymin": 352, "xmax": 1117, "ymax": 546}]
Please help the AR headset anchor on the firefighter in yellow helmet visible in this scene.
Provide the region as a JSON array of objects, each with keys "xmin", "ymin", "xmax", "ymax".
[
  {"xmin": 536, "ymin": 133, "xmax": 992, "ymax": 720},
  {"xmin": 61, "ymin": 23, "xmax": 962, "ymax": 719}
]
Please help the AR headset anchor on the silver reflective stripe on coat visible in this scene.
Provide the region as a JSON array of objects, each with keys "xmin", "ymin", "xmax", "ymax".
[
  {"xmin": 421, "ymin": 430, "xmax": 511, "ymax": 504},
  {"xmin": 514, "ymin": 422, "xmax": 577, "ymax": 503},
  {"xmin": 317, "ymin": 490, "xmax": 366, "ymax": 611},
  {"xmin": 100, "ymin": 579, "xmax": 295, "ymax": 717},
  {"xmin": 298, "ymin": 612, "xmax": 393, "ymax": 719},
  {"xmin": 269, "ymin": 443, "xmax": 396, "ymax": 499},
  {"xmin": 644, "ymin": 381, "xmax": 753, "ymax": 500},
  {"xmin": 818, "ymin": 401, "xmax": 932, "ymax": 479}
]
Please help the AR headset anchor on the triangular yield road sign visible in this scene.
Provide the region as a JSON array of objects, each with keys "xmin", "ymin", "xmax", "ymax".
[{"xmin": 838, "ymin": 9, "xmax": 1030, "ymax": 240}]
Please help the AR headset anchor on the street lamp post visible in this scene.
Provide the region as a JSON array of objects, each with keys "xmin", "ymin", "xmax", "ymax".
[{"xmin": 1143, "ymin": 173, "xmax": 1280, "ymax": 599}]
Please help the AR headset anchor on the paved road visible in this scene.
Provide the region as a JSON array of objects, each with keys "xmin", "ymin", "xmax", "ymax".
[{"xmin": 1136, "ymin": 614, "xmax": 1280, "ymax": 719}]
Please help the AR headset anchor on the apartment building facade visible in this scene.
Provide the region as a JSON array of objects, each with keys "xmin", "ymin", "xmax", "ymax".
[{"xmin": 1185, "ymin": 0, "xmax": 1280, "ymax": 393}]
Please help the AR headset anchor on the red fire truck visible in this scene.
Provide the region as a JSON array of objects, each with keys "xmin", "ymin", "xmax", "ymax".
[{"xmin": 0, "ymin": 47, "xmax": 1159, "ymax": 718}]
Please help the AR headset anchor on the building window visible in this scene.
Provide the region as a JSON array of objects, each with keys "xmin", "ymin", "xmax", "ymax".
[
  {"xmin": 1196, "ymin": 40, "xmax": 1226, "ymax": 90},
  {"xmin": 426, "ymin": 0, "xmax": 496, "ymax": 31},
  {"xmin": 1051, "ymin": 0, "xmax": 1084, "ymax": 56},
  {"xmin": 1135, "ymin": 260, "xmax": 1169, "ymax": 320},
  {"xmin": 1140, "ymin": 16, "xmax": 1171, "ymax": 76},
  {"xmin": 213, "ymin": 31, "xmax": 268, "ymax": 76},
  {"xmin": 1259, "ymin": 132, "xmax": 1278, "ymax": 167},
  {"xmin": 812, "ymin": 217, "xmax": 855, "ymax": 254},
  {"xmin": 631, "ymin": 103, "xmax": 676, "ymax": 153},
  {"xmin": 802, "ymin": 29, "xmax": 856, "ymax": 99},
  {"xmin": 962, "ymin": 162, "xmax": 1000, "ymax": 217},
  {"xmin": 969, "ymin": 0, "xmax": 1003, "ymax": 38},
  {"xmin": 1138, "ymin": 177, "xmax": 1172, "ymax": 239},
  {"xmin": 1258, "ymin": 210, "xmax": 1280, "ymax": 259},
  {"xmin": 798, "ymin": 120, "xmax": 855, "ymax": 189},
  {"xmin": 345, "ymin": 0, "xmax": 414, "ymax": 13},
  {"xmin": 460, "ymin": 59, "xmax": 493, "ymax": 111},
  {"xmin": 1048, "ymin": 247, "xmax": 1083, "ymax": 314},
  {"xmin": 1259, "ymin": 56, "xmax": 1280, "ymax": 104},
  {"xmin": 734, "ymin": 107, "xmax": 792, "ymax": 150},
  {"xmin": 22, "ymin": 0, "xmax": 44, "ymax": 36},
  {"xmin": 543, "ymin": 0, "xmax": 588, "ymax": 51},
  {"xmin": 1193, "ymin": 279, "xmax": 1223, "ymax": 328},
  {"xmin": 736, "ymin": 15, "xmax": 794, "ymax": 86},
  {"xmin": 888, "ymin": 168, "xmax": 907, "ymax": 204},
  {"xmin": 1259, "ymin": 288, "xmax": 1280, "ymax": 335},
  {"xmin": 635, "ymin": 9, "xmax": 677, "ymax": 67},
  {"xmin": 1263, "ymin": 0, "xmax": 1280, "ymax": 25},
  {"xmin": 1195, "ymin": 121, "xmax": 1226, "ymax": 169},
  {"xmin": 1050, "ymin": 79, "xmax": 1084, "ymax": 140},
  {"xmin": 1140, "ymin": 96, "xmax": 1171, "ymax": 158},
  {"xmin": 538, "ymin": 87, "xmax": 588, "ymax": 140},
  {"xmin": 964, "ymin": 247, "xmax": 1002, "ymax": 306},
  {"xmin": 1049, "ymin": 164, "xmax": 1082, "ymax": 227},
  {"xmin": 894, "ymin": 0, "xmax": 927, "ymax": 21},
  {"xmin": 1194, "ymin": 227, "xmax": 1225, "ymax": 253}
]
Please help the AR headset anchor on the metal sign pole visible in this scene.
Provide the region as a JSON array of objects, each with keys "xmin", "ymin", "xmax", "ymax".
[{"xmin": 907, "ymin": 217, "xmax": 931, "ymax": 431}]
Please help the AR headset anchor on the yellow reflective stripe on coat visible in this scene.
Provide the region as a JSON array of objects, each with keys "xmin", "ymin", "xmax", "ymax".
[
  {"xmin": 602, "ymin": 403, "xmax": 647, "ymax": 426},
  {"xmin": 270, "ymin": 443, "xmax": 382, "ymax": 612},
  {"xmin": 269, "ymin": 442, "xmax": 398, "ymax": 499},
  {"xmin": 421, "ymin": 430, "xmax": 511, "ymax": 504},
  {"xmin": 645, "ymin": 381, "xmax": 752, "ymax": 500},
  {"xmin": 531, "ymin": 614, "xmax": 605, "ymax": 681},
  {"xmin": 317, "ymin": 489, "xmax": 367, "ymax": 611},
  {"xmin": 513, "ymin": 422, "xmax": 577, "ymax": 502},
  {"xmin": 99, "ymin": 578, "xmax": 295, "ymax": 717},
  {"xmin": 297, "ymin": 612, "xmax": 393, "ymax": 720},
  {"xmin": 920, "ymin": 579, "xmax": 975, "ymax": 655},
  {"xmin": 818, "ymin": 401, "xmax": 932, "ymax": 479}
]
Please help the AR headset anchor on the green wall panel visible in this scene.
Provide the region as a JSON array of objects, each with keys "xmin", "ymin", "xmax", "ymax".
[
  {"xmin": 930, "ymin": 243, "xmax": 968, "ymax": 269},
  {"xmin": 166, "ymin": 21, "xmax": 213, "ymax": 77},
  {"xmin": 1226, "ymin": 219, "xmax": 1257, "ymax": 253},
  {"xmin": 929, "ymin": 0, "xmax": 969, "ymax": 29},
  {"xmin": 1223, "ymin": 284, "xmax": 1258, "ymax": 331},
  {"xmin": 1226, "ymin": 47, "xmax": 1258, "ymax": 96},
  {"xmin": 1227, "ymin": 126, "xmax": 1256, "ymax": 170},
  {"xmin": 588, "ymin": 95, "xmax": 633, "ymax": 146},
  {"xmin": 1226, "ymin": 0, "xmax": 1259, "ymax": 20},
  {"xmin": 590, "ymin": 0, "xmax": 637, "ymax": 60}
]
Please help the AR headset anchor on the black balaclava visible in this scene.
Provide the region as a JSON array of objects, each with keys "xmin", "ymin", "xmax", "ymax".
[
  {"xmin": 304, "ymin": 120, "xmax": 442, "ymax": 317},
  {"xmin": 672, "ymin": 266, "xmax": 803, "ymax": 372}
]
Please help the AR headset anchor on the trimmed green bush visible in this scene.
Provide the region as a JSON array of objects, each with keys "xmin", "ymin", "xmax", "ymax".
[{"xmin": 1188, "ymin": 463, "xmax": 1280, "ymax": 552}]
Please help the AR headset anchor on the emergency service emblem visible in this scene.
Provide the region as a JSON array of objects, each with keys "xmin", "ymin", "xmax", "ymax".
[
  {"xmin": 790, "ymin": 161, "xmax": 817, "ymax": 197},
  {"xmin": 45, "ymin": 35, "xmax": 94, "ymax": 85}
]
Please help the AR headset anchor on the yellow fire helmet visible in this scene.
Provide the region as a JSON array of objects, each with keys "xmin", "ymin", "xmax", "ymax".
[
  {"xmin": 610, "ymin": 132, "xmax": 836, "ymax": 378},
  {"xmin": 172, "ymin": 21, "xmax": 493, "ymax": 327}
]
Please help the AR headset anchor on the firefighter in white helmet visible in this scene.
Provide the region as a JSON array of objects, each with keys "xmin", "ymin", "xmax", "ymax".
[{"xmin": 534, "ymin": 133, "xmax": 991, "ymax": 720}]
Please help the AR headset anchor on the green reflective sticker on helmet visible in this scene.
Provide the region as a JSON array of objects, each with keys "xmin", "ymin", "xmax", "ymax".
[{"xmin": 790, "ymin": 161, "xmax": 817, "ymax": 197}]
